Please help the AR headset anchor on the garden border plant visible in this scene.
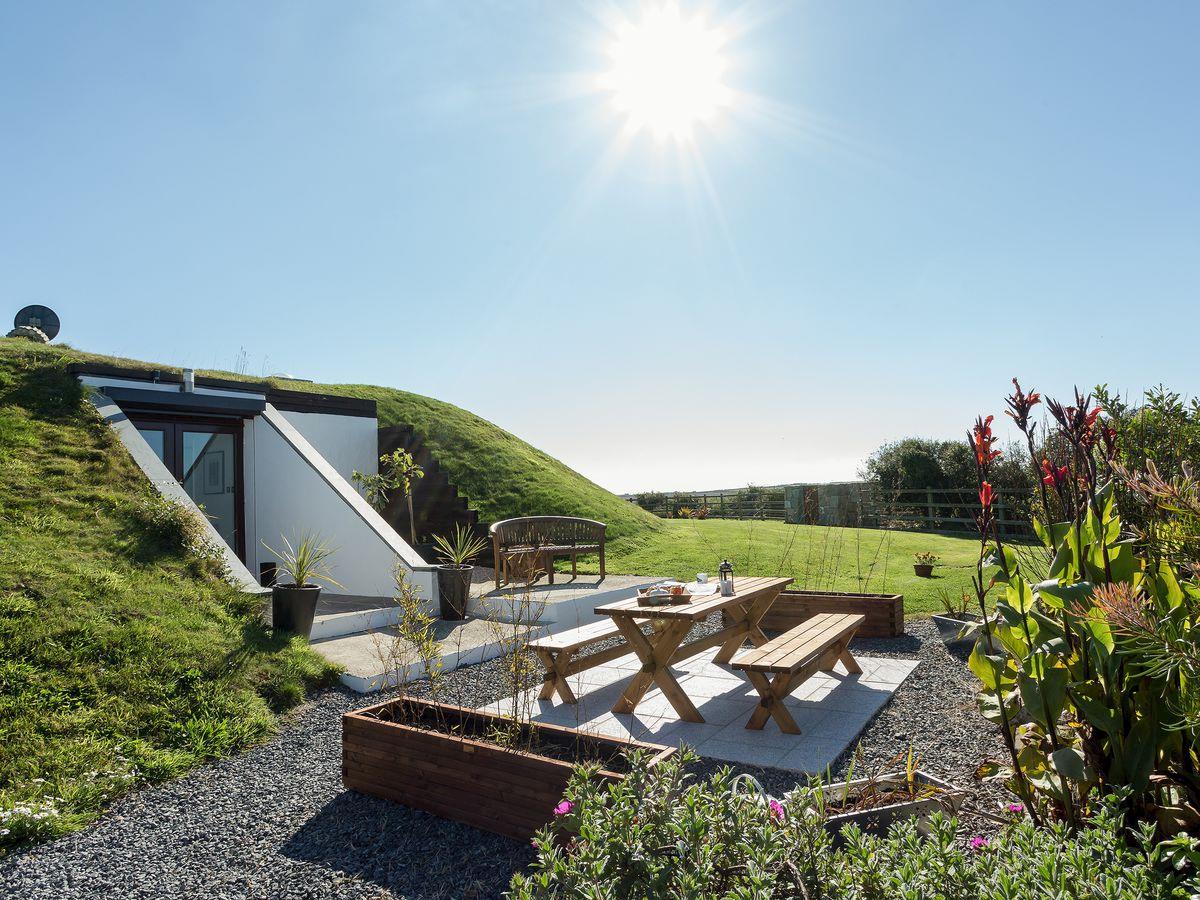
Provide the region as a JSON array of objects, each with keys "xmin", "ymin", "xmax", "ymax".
[{"xmin": 965, "ymin": 380, "xmax": 1200, "ymax": 834}]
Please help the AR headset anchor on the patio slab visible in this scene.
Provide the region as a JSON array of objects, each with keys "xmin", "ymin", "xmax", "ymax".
[
  {"xmin": 313, "ymin": 616, "xmax": 542, "ymax": 693},
  {"xmin": 477, "ymin": 648, "xmax": 919, "ymax": 774}
]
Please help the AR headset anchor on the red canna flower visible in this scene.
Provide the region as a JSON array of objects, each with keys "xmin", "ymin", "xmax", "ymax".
[
  {"xmin": 1041, "ymin": 459, "xmax": 1069, "ymax": 488},
  {"xmin": 1005, "ymin": 378, "xmax": 1041, "ymax": 434},
  {"xmin": 972, "ymin": 415, "xmax": 1002, "ymax": 469},
  {"xmin": 979, "ymin": 482, "xmax": 994, "ymax": 509}
]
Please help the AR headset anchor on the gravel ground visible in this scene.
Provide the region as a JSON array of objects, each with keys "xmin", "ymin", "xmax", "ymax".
[{"xmin": 0, "ymin": 618, "xmax": 1004, "ymax": 899}]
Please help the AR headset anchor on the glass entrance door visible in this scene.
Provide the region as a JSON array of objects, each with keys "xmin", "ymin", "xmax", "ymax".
[{"xmin": 133, "ymin": 418, "xmax": 244, "ymax": 560}]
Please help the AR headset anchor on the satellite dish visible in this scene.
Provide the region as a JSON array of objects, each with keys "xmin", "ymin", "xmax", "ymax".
[{"xmin": 13, "ymin": 305, "xmax": 61, "ymax": 341}]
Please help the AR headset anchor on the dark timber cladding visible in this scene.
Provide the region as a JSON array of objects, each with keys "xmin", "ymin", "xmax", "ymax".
[{"xmin": 69, "ymin": 362, "xmax": 377, "ymax": 418}]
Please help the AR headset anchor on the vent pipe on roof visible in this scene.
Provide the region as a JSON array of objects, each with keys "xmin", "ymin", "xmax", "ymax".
[{"xmin": 181, "ymin": 368, "xmax": 195, "ymax": 393}]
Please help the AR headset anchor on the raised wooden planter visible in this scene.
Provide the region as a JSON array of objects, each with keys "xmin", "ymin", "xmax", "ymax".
[
  {"xmin": 822, "ymin": 771, "xmax": 964, "ymax": 837},
  {"xmin": 343, "ymin": 696, "xmax": 675, "ymax": 840},
  {"xmin": 758, "ymin": 590, "xmax": 904, "ymax": 638}
]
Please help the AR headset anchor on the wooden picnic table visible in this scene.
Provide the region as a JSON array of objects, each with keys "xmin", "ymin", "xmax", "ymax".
[{"xmin": 594, "ymin": 575, "xmax": 794, "ymax": 723}]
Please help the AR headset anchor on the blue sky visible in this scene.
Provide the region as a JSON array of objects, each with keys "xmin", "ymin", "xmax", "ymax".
[{"xmin": 2, "ymin": 2, "xmax": 1197, "ymax": 493}]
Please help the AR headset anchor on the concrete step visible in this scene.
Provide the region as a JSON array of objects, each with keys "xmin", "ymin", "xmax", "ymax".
[{"xmin": 312, "ymin": 615, "xmax": 546, "ymax": 693}]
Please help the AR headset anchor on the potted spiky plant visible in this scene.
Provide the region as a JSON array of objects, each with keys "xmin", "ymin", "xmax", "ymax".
[
  {"xmin": 262, "ymin": 533, "xmax": 342, "ymax": 638},
  {"xmin": 930, "ymin": 588, "xmax": 983, "ymax": 648},
  {"xmin": 432, "ymin": 524, "xmax": 488, "ymax": 620}
]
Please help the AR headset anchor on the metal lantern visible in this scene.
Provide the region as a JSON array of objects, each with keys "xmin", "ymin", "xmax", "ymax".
[{"xmin": 718, "ymin": 559, "xmax": 734, "ymax": 596}]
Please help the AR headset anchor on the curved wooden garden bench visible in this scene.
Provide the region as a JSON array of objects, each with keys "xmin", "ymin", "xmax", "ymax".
[
  {"xmin": 732, "ymin": 612, "xmax": 865, "ymax": 734},
  {"xmin": 490, "ymin": 516, "xmax": 606, "ymax": 588}
]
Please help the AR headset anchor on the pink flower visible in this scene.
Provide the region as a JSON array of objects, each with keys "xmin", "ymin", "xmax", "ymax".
[
  {"xmin": 969, "ymin": 835, "xmax": 988, "ymax": 851},
  {"xmin": 768, "ymin": 799, "xmax": 785, "ymax": 821},
  {"xmin": 553, "ymin": 800, "xmax": 574, "ymax": 817},
  {"xmin": 1006, "ymin": 803, "xmax": 1024, "ymax": 815},
  {"xmin": 530, "ymin": 839, "xmax": 540, "ymax": 850}
]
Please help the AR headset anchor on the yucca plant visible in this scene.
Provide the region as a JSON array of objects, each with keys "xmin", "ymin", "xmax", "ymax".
[
  {"xmin": 432, "ymin": 524, "xmax": 488, "ymax": 620},
  {"xmin": 433, "ymin": 524, "xmax": 489, "ymax": 568},
  {"xmin": 261, "ymin": 533, "xmax": 343, "ymax": 588}
]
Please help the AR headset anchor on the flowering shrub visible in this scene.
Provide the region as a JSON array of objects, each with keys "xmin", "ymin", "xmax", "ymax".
[
  {"xmin": 967, "ymin": 383, "xmax": 1200, "ymax": 831},
  {"xmin": 509, "ymin": 751, "xmax": 1196, "ymax": 898}
]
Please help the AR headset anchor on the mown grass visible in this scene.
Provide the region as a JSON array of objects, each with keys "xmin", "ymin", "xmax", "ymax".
[
  {"xmin": 0, "ymin": 340, "xmax": 341, "ymax": 853},
  {"xmin": 581, "ymin": 518, "xmax": 986, "ymax": 617}
]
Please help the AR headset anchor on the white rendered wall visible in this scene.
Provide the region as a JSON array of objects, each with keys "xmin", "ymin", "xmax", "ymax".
[
  {"xmin": 279, "ymin": 410, "xmax": 378, "ymax": 488},
  {"xmin": 246, "ymin": 404, "xmax": 436, "ymax": 603}
]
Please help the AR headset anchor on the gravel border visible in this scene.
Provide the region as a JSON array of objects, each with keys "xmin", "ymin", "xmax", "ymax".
[{"xmin": 0, "ymin": 619, "xmax": 1004, "ymax": 898}]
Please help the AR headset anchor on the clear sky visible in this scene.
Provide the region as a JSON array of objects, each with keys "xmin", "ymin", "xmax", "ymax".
[{"xmin": 2, "ymin": 2, "xmax": 1197, "ymax": 494}]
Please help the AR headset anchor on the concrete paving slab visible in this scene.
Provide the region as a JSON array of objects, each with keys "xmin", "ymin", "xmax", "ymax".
[{"xmin": 477, "ymin": 646, "xmax": 919, "ymax": 773}]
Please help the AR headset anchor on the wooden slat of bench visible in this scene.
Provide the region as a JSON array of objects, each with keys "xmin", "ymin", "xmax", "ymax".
[
  {"xmin": 530, "ymin": 619, "xmax": 622, "ymax": 653},
  {"xmin": 501, "ymin": 544, "xmax": 601, "ymax": 554},
  {"xmin": 733, "ymin": 613, "xmax": 865, "ymax": 673},
  {"xmin": 750, "ymin": 614, "xmax": 851, "ymax": 670}
]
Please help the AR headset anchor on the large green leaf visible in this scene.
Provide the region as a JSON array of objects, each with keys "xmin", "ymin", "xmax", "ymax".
[
  {"xmin": 1123, "ymin": 713, "xmax": 1159, "ymax": 792},
  {"xmin": 1077, "ymin": 611, "xmax": 1114, "ymax": 657},
  {"xmin": 1051, "ymin": 746, "xmax": 1087, "ymax": 782},
  {"xmin": 1073, "ymin": 683, "xmax": 1120, "ymax": 735},
  {"xmin": 1155, "ymin": 561, "xmax": 1185, "ymax": 609},
  {"xmin": 1007, "ymin": 575, "xmax": 1034, "ymax": 614},
  {"xmin": 994, "ymin": 617, "xmax": 1031, "ymax": 659},
  {"xmin": 1019, "ymin": 657, "xmax": 1069, "ymax": 729},
  {"xmin": 1107, "ymin": 542, "xmax": 1137, "ymax": 583},
  {"xmin": 969, "ymin": 640, "xmax": 1011, "ymax": 692},
  {"xmin": 1037, "ymin": 579, "xmax": 1093, "ymax": 611}
]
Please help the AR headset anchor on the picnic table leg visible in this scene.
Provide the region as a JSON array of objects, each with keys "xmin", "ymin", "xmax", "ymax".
[
  {"xmin": 744, "ymin": 671, "xmax": 801, "ymax": 734},
  {"xmin": 818, "ymin": 634, "xmax": 862, "ymax": 675},
  {"xmin": 713, "ymin": 590, "xmax": 781, "ymax": 664},
  {"xmin": 536, "ymin": 648, "xmax": 578, "ymax": 704},
  {"xmin": 610, "ymin": 618, "xmax": 703, "ymax": 722}
]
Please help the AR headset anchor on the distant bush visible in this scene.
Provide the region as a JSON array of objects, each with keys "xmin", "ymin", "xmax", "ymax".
[{"xmin": 862, "ymin": 437, "xmax": 1033, "ymax": 492}]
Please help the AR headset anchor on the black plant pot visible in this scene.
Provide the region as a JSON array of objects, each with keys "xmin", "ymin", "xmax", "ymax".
[
  {"xmin": 437, "ymin": 565, "xmax": 473, "ymax": 620},
  {"xmin": 272, "ymin": 584, "xmax": 322, "ymax": 638},
  {"xmin": 913, "ymin": 564, "xmax": 934, "ymax": 578}
]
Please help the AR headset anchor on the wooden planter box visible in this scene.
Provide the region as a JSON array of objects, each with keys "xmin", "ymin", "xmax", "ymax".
[
  {"xmin": 758, "ymin": 590, "xmax": 904, "ymax": 638},
  {"xmin": 343, "ymin": 696, "xmax": 675, "ymax": 840},
  {"xmin": 822, "ymin": 771, "xmax": 964, "ymax": 837}
]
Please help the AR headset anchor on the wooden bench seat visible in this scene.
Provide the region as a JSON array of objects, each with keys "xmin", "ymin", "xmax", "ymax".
[
  {"xmin": 530, "ymin": 620, "xmax": 628, "ymax": 704},
  {"xmin": 731, "ymin": 612, "xmax": 865, "ymax": 734},
  {"xmin": 490, "ymin": 517, "xmax": 606, "ymax": 588}
]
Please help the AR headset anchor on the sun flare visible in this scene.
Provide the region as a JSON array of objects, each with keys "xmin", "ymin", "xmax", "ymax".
[{"xmin": 600, "ymin": 4, "xmax": 731, "ymax": 141}]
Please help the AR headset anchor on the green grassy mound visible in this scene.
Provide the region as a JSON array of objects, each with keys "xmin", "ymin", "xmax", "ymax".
[
  {"xmin": 329, "ymin": 384, "xmax": 661, "ymax": 541},
  {"xmin": 0, "ymin": 341, "xmax": 340, "ymax": 853},
  {"xmin": 12, "ymin": 342, "xmax": 661, "ymax": 542}
]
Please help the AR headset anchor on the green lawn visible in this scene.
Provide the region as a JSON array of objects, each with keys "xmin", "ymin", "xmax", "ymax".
[
  {"xmin": 583, "ymin": 518, "xmax": 985, "ymax": 617},
  {"xmin": 0, "ymin": 341, "xmax": 340, "ymax": 853}
]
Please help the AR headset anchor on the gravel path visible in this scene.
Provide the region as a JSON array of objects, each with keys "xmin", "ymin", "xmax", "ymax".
[{"xmin": 0, "ymin": 619, "xmax": 1004, "ymax": 898}]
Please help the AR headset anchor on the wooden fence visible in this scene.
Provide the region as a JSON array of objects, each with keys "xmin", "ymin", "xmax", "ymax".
[
  {"xmin": 632, "ymin": 490, "xmax": 786, "ymax": 521},
  {"xmin": 862, "ymin": 487, "xmax": 1033, "ymax": 537},
  {"xmin": 630, "ymin": 484, "xmax": 1034, "ymax": 537}
]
